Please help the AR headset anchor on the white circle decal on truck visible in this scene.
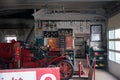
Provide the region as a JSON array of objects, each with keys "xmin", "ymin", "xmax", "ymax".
[{"xmin": 40, "ymin": 73, "xmax": 56, "ymax": 80}]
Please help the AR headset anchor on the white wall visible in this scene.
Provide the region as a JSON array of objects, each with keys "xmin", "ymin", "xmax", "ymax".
[
  {"xmin": 33, "ymin": 9, "xmax": 105, "ymax": 20},
  {"xmin": 108, "ymin": 13, "xmax": 120, "ymax": 29},
  {"xmin": 33, "ymin": 9, "xmax": 107, "ymax": 39},
  {"xmin": 108, "ymin": 13, "xmax": 120, "ymax": 79}
]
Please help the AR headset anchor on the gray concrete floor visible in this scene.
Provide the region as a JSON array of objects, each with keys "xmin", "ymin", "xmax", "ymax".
[
  {"xmin": 95, "ymin": 69, "xmax": 118, "ymax": 80},
  {"xmin": 71, "ymin": 59, "xmax": 119, "ymax": 80},
  {"xmin": 69, "ymin": 69, "xmax": 118, "ymax": 80}
]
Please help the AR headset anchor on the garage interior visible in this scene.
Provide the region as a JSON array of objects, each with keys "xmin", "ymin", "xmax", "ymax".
[{"xmin": 0, "ymin": 0, "xmax": 120, "ymax": 80}]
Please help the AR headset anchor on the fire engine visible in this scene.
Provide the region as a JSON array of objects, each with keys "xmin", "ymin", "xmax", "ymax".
[{"xmin": 0, "ymin": 40, "xmax": 73, "ymax": 80}]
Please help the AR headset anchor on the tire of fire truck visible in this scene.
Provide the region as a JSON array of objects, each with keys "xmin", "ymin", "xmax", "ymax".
[{"xmin": 56, "ymin": 60, "xmax": 74, "ymax": 80}]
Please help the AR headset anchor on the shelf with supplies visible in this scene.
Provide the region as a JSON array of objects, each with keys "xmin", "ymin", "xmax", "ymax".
[
  {"xmin": 74, "ymin": 37, "xmax": 84, "ymax": 46},
  {"xmin": 58, "ymin": 28, "xmax": 74, "ymax": 64},
  {"xmin": 74, "ymin": 37, "xmax": 85, "ymax": 58}
]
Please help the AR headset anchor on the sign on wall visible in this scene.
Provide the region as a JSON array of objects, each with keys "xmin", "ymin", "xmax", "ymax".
[{"xmin": 0, "ymin": 67, "xmax": 60, "ymax": 80}]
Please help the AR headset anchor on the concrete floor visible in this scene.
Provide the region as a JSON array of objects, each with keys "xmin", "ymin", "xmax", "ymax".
[
  {"xmin": 69, "ymin": 69, "xmax": 118, "ymax": 80},
  {"xmin": 95, "ymin": 69, "xmax": 118, "ymax": 80},
  {"xmin": 71, "ymin": 59, "xmax": 119, "ymax": 80}
]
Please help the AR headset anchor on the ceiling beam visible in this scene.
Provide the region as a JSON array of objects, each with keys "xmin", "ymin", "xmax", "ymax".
[
  {"xmin": 106, "ymin": 1, "xmax": 120, "ymax": 17},
  {"xmin": 0, "ymin": 1, "xmax": 114, "ymax": 10},
  {"xmin": 0, "ymin": 0, "xmax": 118, "ymax": 18}
]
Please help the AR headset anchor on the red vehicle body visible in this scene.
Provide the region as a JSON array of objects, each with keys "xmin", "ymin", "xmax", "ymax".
[{"xmin": 0, "ymin": 41, "xmax": 73, "ymax": 80}]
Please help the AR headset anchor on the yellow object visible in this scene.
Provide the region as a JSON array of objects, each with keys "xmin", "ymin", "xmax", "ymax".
[{"xmin": 99, "ymin": 63, "xmax": 104, "ymax": 67}]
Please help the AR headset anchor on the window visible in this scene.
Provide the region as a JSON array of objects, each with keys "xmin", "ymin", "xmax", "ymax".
[
  {"xmin": 90, "ymin": 25, "xmax": 102, "ymax": 41},
  {"xmin": 115, "ymin": 41, "xmax": 120, "ymax": 51},
  {"xmin": 109, "ymin": 51, "xmax": 115, "ymax": 61},
  {"xmin": 109, "ymin": 30, "xmax": 114, "ymax": 39},
  {"xmin": 91, "ymin": 34, "xmax": 101, "ymax": 41},
  {"xmin": 116, "ymin": 52, "xmax": 120, "ymax": 64},
  {"xmin": 5, "ymin": 36, "xmax": 17, "ymax": 43},
  {"xmin": 115, "ymin": 29, "xmax": 120, "ymax": 39},
  {"xmin": 108, "ymin": 28, "xmax": 120, "ymax": 64},
  {"xmin": 109, "ymin": 41, "xmax": 115, "ymax": 50}
]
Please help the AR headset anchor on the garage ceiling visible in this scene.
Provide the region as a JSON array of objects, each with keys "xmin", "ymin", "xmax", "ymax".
[{"xmin": 0, "ymin": 0, "xmax": 119, "ymax": 18}]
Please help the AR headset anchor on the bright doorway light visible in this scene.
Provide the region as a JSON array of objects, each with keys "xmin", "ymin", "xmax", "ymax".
[{"xmin": 5, "ymin": 36, "xmax": 17, "ymax": 43}]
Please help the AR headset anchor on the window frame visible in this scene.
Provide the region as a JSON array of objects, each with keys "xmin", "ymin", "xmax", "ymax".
[{"xmin": 108, "ymin": 28, "xmax": 120, "ymax": 64}]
